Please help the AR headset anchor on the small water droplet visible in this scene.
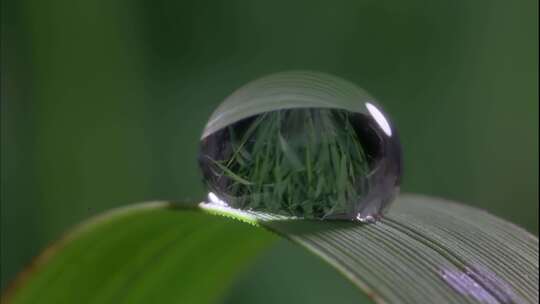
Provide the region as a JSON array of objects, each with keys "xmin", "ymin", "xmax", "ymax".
[
  {"xmin": 356, "ymin": 214, "xmax": 377, "ymax": 223},
  {"xmin": 198, "ymin": 71, "xmax": 402, "ymax": 221}
]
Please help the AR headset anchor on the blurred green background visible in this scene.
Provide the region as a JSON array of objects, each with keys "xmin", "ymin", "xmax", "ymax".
[{"xmin": 1, "ymin": 0, "xmax": 537, "ymax": 302}]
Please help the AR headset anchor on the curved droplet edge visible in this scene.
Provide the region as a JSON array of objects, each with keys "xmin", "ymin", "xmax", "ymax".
[{"xmin": 201, "ymin": 70, "xmax": 378, "ymax": 138}]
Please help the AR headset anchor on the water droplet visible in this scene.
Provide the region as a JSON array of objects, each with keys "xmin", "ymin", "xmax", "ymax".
[{"xmin": 198, "ymin": 71, "xmax": 402, "ymax": 221}]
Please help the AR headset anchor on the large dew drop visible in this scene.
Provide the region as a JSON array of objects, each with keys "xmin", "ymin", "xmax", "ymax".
[{"xmin": 198, "ymin": 71, "xmax": 402, "ymax": 222}]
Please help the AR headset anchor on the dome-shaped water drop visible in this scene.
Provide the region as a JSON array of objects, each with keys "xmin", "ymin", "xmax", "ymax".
[{"xmin": 198, "ymin": 71, "xmax": 402, "ymax": 222}]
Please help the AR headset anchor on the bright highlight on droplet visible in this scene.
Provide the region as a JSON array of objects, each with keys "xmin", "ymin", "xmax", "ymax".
[
  {"xmin": 198, "ymin": 71, "xmax": 402, "ymax": 221},
  {"xmin": 366, "ymin": 102, "xmax": 392, "ymax": 137},
  {"xmin": 208, "ymin": 192, "xmax": 227, "ymax": 206}
]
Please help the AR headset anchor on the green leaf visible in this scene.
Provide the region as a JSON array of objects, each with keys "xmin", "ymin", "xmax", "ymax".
[{"xmin": 3, "ymin": 195, "xmax": 538, "ymax": 304}]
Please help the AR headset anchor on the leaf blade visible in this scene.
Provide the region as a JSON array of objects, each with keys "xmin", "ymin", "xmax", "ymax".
[{"xmin": 3, "ymin": 195, "xmax": 538, "ymax": 304}]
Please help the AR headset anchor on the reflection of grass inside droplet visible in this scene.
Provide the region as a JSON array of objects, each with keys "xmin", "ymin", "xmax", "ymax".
[{"xmin": 209, "ymin": 108, "xmax": 370, "ymax": 219}]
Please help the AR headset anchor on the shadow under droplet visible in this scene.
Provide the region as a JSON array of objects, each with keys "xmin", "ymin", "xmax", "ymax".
[{"xmin": 262, "ymin": 218, "xmax": 368, "ymax": 236}]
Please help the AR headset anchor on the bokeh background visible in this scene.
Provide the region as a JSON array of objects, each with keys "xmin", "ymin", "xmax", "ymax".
[{"xmin": 1, "ymin": 0, "xmax": 537, "ymax": 303}]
